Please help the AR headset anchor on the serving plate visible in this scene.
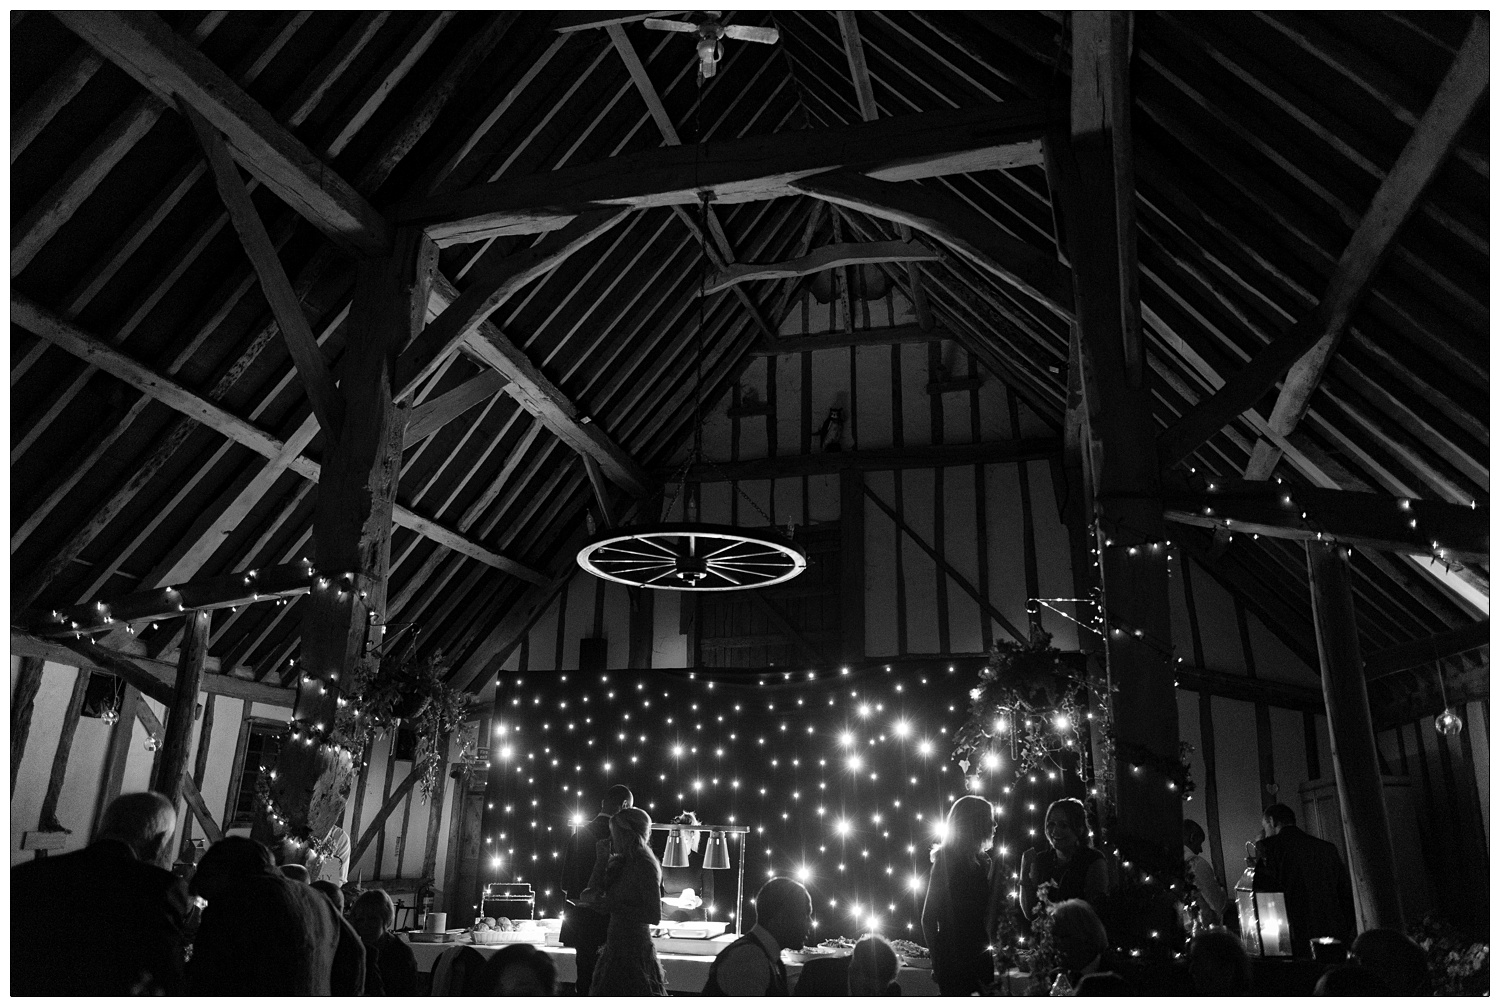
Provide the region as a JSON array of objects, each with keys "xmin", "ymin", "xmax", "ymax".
[{"xmin": 408, "ymin": 931, "xmax": 462, "ymax": 944}]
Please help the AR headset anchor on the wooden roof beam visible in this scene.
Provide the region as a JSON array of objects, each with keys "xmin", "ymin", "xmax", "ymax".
[
  {"xmin": 836, "ymin": 10, "xmax": 935, "ymax": 331},
  {"xmin": 792, "ymin": 171, "xmax": 1074, "ymax": 319},
  {"xmin": 184, "ymin": 103, "xmax": 346, "ymax": 441},
  {"xmin": 1242, "ymin": 13, "xmax": 1490, "ymax": 480},
  {"xmin": 393, "ymin": 101, "xmax": 1049, "ymax": 243},
  {"xmin": 417, "ymin": 270, "xmax": 653, "ymax": 498},
  {"xmin": 1157, "ymin": 13, "xmax": 1489, "ymax": 472},
  {"xmin": 395, "ymin": 208, "xmax": 631, "ymax": 398},
  {"xmin": 1363, "ymin": 619, "xmax": 1490, "ymax": 681},
  {"xmin": 553, "ymin": 12, "xmax": 685, "ymax": 33},
  {"xmin": 11, "ymin": 632, "xmax": 295, "ymax": 707},
  {"xmin": 753, "ymin": 321, "xmax": 954, "ymax": 356},
  {"xmin": 1162, "ymin": 478, "xmax": 1488, "ymax": 562},
  {"xmin": 670, "ymin": 437, "xmax": 1060, "ymax": 482},
  {"xmin": 705, "ymin": 239, "xmax": 937, "ymax": 294},
  {"xmin": 24, "ymin": 562, "xmax": 313, "ymax": 640},
  {"xmin": 12, "ymin": 295, "xmax": 547, "ymax": 586},
  {"xmin": 56, "ymin": 10, "xmax": 391, "ymax": 258},
  {"xmin": 604, "ymin": 23, "xmax": 782, "ymax": 346},
  {"xmin": 403, "ymin": 372, "xmax": 511, "ymax": 446}
]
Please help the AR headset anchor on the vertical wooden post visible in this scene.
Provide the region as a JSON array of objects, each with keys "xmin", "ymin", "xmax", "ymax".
[
  {"xmin": 36, "ymin": 667, "xmax": 92, "ymax": 850},
  {"xmin": 182, "ymin": 691, "xmax": 217, "ymax": 850},
  {"xmin": 1306, "ymin": 541, "xmax": 1404, "ymax": 931},
  {"xmin": 1058, "ymin": 11, "xmax": 1180, "ymax": 871},
  {"xmin": 93, "ymin": 684, "xmax": 140, "ymax": 837},
  {"xmin": 11, "ymin": 656, "xmax": 45, "ymax": 795},
  {"xmin": 421, "ymin": 732, "xmax": 453, "ymax": 884},
  {"xmin": 152, "ymin": 609, "xmax": 209, "ymax": 805},
  {"xmin": 265, "ymin": 226, "xmax": 432, "ymax": 848},
  {"xmin": 840, "ymin": 469, "xmax": 865, "ymax": 665}
]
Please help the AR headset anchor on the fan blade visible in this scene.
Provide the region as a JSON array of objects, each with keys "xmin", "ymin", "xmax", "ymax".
[
  {"xmin": 723, "ymin": 24, "xmax": 779, "ymax": 44},
  {"xmin": 643, "ymin": 18, "xmax": 696, "ymax": 32}
]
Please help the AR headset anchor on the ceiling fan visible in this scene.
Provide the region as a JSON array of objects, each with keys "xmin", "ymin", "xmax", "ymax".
[{"xmin": 643, "ymin": 11, "xmax": 780, "ymax": 80}]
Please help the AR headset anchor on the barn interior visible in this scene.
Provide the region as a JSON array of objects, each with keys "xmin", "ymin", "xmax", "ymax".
[{"xmin": 9, "ymin": 9, "xmax": 1489, "ymax": 990}]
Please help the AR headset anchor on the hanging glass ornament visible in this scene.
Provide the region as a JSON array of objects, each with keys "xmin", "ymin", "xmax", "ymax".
[
  {"xmin": 144, "ymin": 735, "xmax": 159, "ymax": 752},
  {"xmin": 1436, "ymin": 708, "xmax": 1464, "ymax": 736},
  {"xmin": 101, "ymin": 705, "xmax": 120, "ymax": 727},
  {"xmin": 1433, "ymin": 657, "xmax": 1464, "ymax": 737}
]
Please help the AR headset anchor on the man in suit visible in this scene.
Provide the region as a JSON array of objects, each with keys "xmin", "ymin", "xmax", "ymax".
[
  {"xmin": 1252, "ymin": 803, "xmax": 1355, "ymax": 955},
  {"xmin": 11, "ymin": 791, "xmax": 191, "ymax": 995},
  {"xmin": 560, "ymin": 784, "xmax": 632, "ymax": 994},
  {"xmin": 704, "ymin": 877, "xmax": 812, "ymax": 996},
  {"xmin": 187, "ymin": 835, "xmax": 364, "ymax": 994}
]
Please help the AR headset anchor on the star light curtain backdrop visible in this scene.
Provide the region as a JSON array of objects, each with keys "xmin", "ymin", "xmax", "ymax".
[{"xmin": 476, "ymin": 662, "xmax": 1078, "ymax": 936}]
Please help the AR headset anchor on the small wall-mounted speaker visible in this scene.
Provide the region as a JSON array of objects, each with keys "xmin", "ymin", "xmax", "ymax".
[{"xmin": 578, "ymin": 637, "xmax": 608, "ymax": 672}]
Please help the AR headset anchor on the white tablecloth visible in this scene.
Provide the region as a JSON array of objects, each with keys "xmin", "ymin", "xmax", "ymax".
[{"xmin": 401, "ymin": 935, "xmax": 941, "ymax": 995}]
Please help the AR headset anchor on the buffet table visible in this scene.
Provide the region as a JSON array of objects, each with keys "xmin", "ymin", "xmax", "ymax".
[{"xmin": 400, "ymin": 935, "xmax": 941, "ymax": 996}]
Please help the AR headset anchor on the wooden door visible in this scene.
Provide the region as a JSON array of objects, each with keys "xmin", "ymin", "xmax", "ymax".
[{"xmin": 445, "ymin": 774, "xmax": 487, "ymax": 927}]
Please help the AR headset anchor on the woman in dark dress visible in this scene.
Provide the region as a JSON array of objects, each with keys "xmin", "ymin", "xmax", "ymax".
[
  {"xmin": 1019, "ymin": 798, "xmax": 1108, "ymax": 920},
  {"xmin": 580, "ymin": 806, "xmax": 668, "ymax": 996},
  {"xmin": 921, "ymin": 795, "xmax": 998, "ymax": 996}
]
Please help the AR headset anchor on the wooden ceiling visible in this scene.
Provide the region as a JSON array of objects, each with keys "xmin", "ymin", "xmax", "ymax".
[{"xmin": 10, "ymin": 12, "xmax": 1488, "ymax": 695}]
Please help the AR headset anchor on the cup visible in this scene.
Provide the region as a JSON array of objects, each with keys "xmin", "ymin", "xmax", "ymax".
[{"xmin": 424, "ymin": 912, "xmax": 447, "ymax": 933}]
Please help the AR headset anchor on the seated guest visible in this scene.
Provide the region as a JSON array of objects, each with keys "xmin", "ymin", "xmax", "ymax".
[
  {"xmin": 188, "ymin": 835, "xmax": 364, "ymax": 994},
  {"xmin": 704, "ymin": 877, "xmax": 812, "ymax": 995},
  {"xmin": 311, "ymin": 879, "xmax": 345, "ymax": 915},
  {"xmin": 848, "ymin": 935, "xmax": 901, "ymax": 995},
  {"xmin": 350, "ymin": 889, "xmax": 419, "ymax": 996},
  {"xmin": 1351, "ymin": 928, "xmax": 1433, "ymax": 995},
  {"xmin": 1314, "ymin": 963, "xmax": 1393, "ymax": 994},
  {"xmin": 12, "ymin": 791, "xmax": 190, "ymax": 995},
  {"xmin": 281, "ymin": 863, "xmax": 311, "ymax": 884},
  {"xmin": 1020, "ymin": 798, "xmax": 1108, "ymax": 920},
  {"xmin": 1188, "ymin": 929, "xmax": 1252, "ymax": 995},
  {"xmin": 476, "ymin": 943, "xmax": 559, "ymax": 995},
  {"xmin": 1050, "ymin": 899, "xmax": 1111, "ymax": 988},
  {"xmin": 1253, "ymin": 803, "xmax": 1355, "ymax": 954}
]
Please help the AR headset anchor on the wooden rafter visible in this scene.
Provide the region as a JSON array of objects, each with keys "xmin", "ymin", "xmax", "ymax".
[
  {"xmin": 57, "ymin": 11, "xmax": 391, "ymax": 257},
  {"xmin": 792, "ymin": 171, "xmax": 1074, "ymax": 318},
  {"xmin": 605, "ymin": 23, "xmax": 783, "ymax": 346},
  {"xmin": 554, "ymin": 12, "xmax": 685, "ymax": 33},
  {"xmin": 752, "ymin": 322, "xmax": 953, "ymax": 356},
  {"xmin": 1363, "ymin": 619, "xmax": 1490, "ymax": 680},
  {"xmin": 393, "ymin": 101, "xmax": 1049, "ymax": 242},
  {"xmin": 404, "ymin": 372, "xmax": 511, "ymax": 446},
  {"xmin": 835, "ymin": 10, "xmax": 935, "ymax": 331},
  {"xmin": 11, "ymin": 631, "xmax": 295, "ymax": 707},
  {"xmin": 183, "ymin": 104, "xmax": 346, "ymax": 440},
  {"xmin": 673, "ymin": 437, "xmax": 1060, "ymax": 482},
  {"xmin": 704, "ymin": 240, "xmax": 937, "ymax": 293},
  {"xmin": 26, "ymin": 562, "xmax": 312, "ymax": 640},
  {"xmin": 1161, "ymin": 479, "xmax": 1488, "ymax": 561},
  {"xmin": 441, "ymin": 283, "xmax": 653, "ymax": 497},
  {"xmin": 395, "ymin": 208, "xmax": 630, "ymax": 397},
  {"xmin": 1156, "ymin": 14, "xmax": 1489, "ymax": 473},
  {"xmin": 12, "ymin": 295, "xmax": 547, "ymax": 587}
]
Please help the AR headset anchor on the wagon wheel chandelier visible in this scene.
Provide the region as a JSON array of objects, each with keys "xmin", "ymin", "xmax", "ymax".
[{"xmin": 578, "ymin": 148, "xmax": 806, "ymax": 591}]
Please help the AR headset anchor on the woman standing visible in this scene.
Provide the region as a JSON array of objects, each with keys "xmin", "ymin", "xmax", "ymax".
[
  {"xmin": 921, "ymin": 795, "xmax": 998, "ymax": 996},
  {"xmin": 1019, "ymin": 798, "xmax": 1108, "ymax": 921},
  {"xmin": 580, "ymin": 806, "xmax": 668, "ymax": 995}
]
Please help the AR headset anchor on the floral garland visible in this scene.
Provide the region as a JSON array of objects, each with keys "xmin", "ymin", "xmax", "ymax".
[{"xmin": 952, "ymin": 631, "xmax": 1093, "ymax": 780}]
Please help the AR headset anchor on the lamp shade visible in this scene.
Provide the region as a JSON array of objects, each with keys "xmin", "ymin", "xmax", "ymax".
[
  {"xmin": 663, "ymin": 828, "xmax": 692, "ymax": 868},
  {"xmin": 703, "ymin": 831, "xmax": 731, "ymax": 870}
]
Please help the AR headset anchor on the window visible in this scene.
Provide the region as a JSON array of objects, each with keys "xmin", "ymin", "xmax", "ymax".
[{"xmin": 225, "ymin": 718, "xmax": 286, "ymax": 828}]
